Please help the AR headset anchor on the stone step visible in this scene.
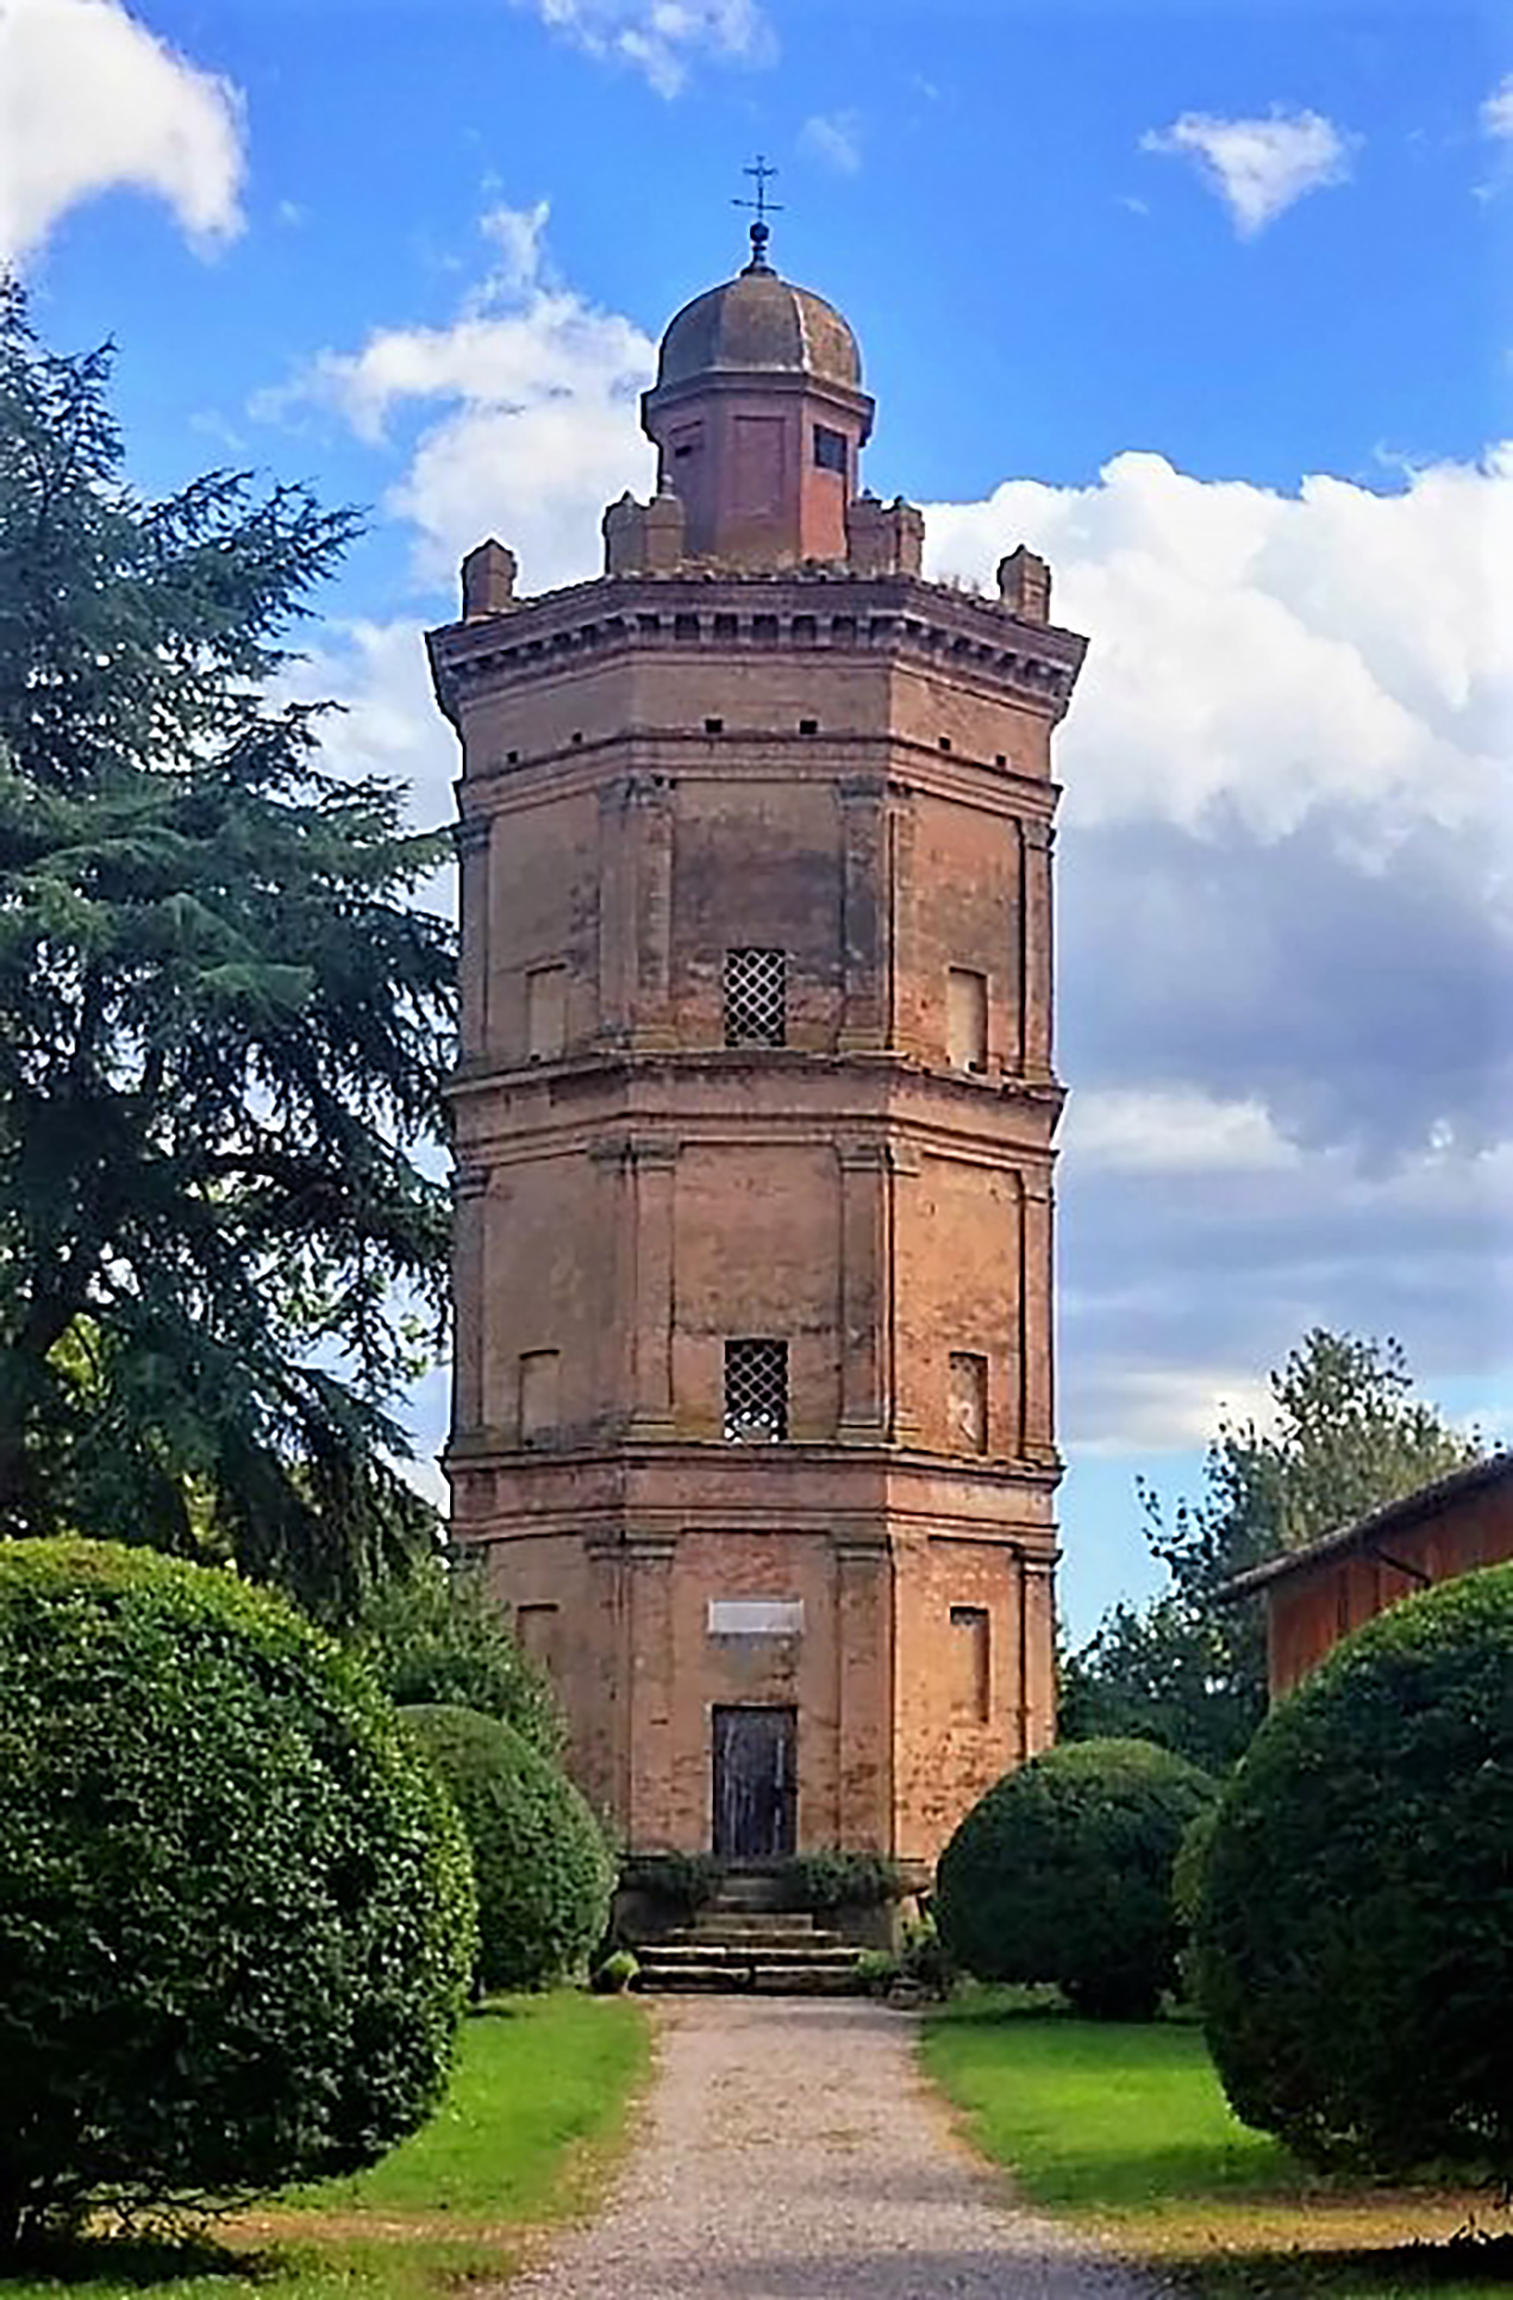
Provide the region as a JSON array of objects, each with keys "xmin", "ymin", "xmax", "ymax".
[
  {"xmin": 686, "ymin": 1914, "xmax": 823, "ymax": 1942},
  {"xmin": 644, "ymin": 1941, "xmax": 860, "ymax": 1970},
  {"xmin": 709, "ymin": 1878, "xmax": 790, "ymax": 1912},
  {"xmin": 753, "ymin": 1964, "xmax": 863, "ymax": 1995},
  {"xmin": 635, "ymin": 1954, "xmax": 861, "ymax": 1997},
  {"xmin": 671, "ymin": 1931, "xmax": 844, "ymax": 1952},
  {"xmin": 636, "ymin": 1962, "xmax": 741, "ymax": 1992},
  {"xmin": 693, "ymin": 1907, "xmax": 816, "ymax": 1934}
]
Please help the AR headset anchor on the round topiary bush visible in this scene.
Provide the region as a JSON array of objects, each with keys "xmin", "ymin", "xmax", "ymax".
[
  {"xmin": 1196, "ymin": 1563, "xmax": 1513, "ymax": 2177},
  {"xmin": 936, "ymin": 1738, "xmax": 1219, "ymax": 2019},
  {"xmin": 0, "ymin": 1538, "xmax": 477, "ymax": 2250},
  {"xmin": 398, "ymin": 1704, "xmax": 614, "ymax": 1993}
]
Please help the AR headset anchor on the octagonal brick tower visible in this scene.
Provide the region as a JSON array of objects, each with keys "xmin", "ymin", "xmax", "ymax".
[{"xmin": 428, "ymin": 231, "xmax": 1087, "ymax": 1867}]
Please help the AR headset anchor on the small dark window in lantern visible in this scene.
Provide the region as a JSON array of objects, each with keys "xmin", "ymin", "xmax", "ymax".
[{"xmin": 814, "ymin": 425, "xmax": 848, "ymax": 475}]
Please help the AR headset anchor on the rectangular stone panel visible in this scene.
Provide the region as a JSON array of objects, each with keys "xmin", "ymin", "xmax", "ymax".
[{"xmin": 708, "ymin": 1598, "xmax": 805, "ymax": 1637}]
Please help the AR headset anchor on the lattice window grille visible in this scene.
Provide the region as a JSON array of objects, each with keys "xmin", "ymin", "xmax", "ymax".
[
  {"xmin": 723, "ymin": 1338, "xmax": 789, "ymax": 1443},
  {"xmin": 724, "ymin": 948, "xmax": 787, "ymax": 1047}
]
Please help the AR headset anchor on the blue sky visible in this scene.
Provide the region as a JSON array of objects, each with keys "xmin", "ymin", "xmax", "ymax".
[{"xmin": 4, "ymin": 0, "xmax": 1509, "ymax": 1632}]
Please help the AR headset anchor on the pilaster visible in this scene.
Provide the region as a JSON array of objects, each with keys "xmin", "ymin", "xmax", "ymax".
[
  {"xmin": 1020, "ymin": 1552, "xmax": 1057, "ymax": 1757},
  {"xmin": 626, "ymin": 1137, "xmax": 678, "ymax": 1435},
  {"xmin": 888, "ymin": 1139, "xmax": 925, "ymax": 1449},
  {"xmin": 1022, "ymin": 819, "xmax": 1055, "ymax": 1081},
  {"xmin": 888, "ymin": 788, "xmax": 922, "ymax": 1059},
  {"xmin": 596, "ymin": 780, "xmax": 634, "ymax": 1045},
  {"xmin": 583, "ymin": 1536, "xmax": 629, "ymax": 1826},
  {"xmin": 624, "ymin": 1533, "xmax": 679, "ymax": 1846},
  {"xmin": 1020, "ymin": 1174, "xmax": 1056, "ymax": 1464},
  {"xmin": 836, "ymin": 777, "xmax": 887, "ymax": 1051},
  {"xmin": 595, "ymin": 774, "xmax": 676, "ymax": 1049},
  {"xmin": 836, "ymin": 1138, "xmax": 889, "ymax": 1439},
  {"xmin": 630, "ymin": 775, "xmax": 675, "ymax": 1049},
  {"xmin": 833, "ymin": 1536, "xmax": 894, "ymax": 1849},
  {"xmin": 455, "ymin": 815, "xmax": 491, "ymax": 1060},
  {"xmin": 478, "ymin": 1173, "xmax": 513, "ymax": 1434},
  {"xmin": 1000, "ymin": 817, "xmax": 1025, "ymax": 1075},
  {"xmin": 450, "ymin": 1163, "xmax": 488, "ymax": 1438}
]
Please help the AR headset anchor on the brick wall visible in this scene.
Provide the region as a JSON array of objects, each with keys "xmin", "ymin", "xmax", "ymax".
[{"xmin": 437, "ymin": 559, "xmax": 1084, "ymax": 1866}]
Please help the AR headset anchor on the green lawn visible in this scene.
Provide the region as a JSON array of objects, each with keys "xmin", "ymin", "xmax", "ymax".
[
  {"xmin": 0, "ymin": 1992, "xmax": 651, "ymax": 2299},
  {"xmin": 922, "ymin": 1992, "xmax": 1513, "ymax": 2300}
]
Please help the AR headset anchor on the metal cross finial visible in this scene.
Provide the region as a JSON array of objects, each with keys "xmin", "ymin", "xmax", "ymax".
[{"xmin": 733, "ymin": 153, "xmax": 783, "ymax": 273}]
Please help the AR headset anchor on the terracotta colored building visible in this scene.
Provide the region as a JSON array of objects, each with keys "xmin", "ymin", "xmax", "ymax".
[
  {"xmin": 427, "ymin": 227, "xmax": 1087, "ymax": 1866},
  {"xmin": 1223, "ymin": 1452, "xmax": 1513, "ymax": 1702}
]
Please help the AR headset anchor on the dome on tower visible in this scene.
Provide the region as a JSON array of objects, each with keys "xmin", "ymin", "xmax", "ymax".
[{"xmin": 656, "ymin": 263, "xmax": 862, "ymax": 393}]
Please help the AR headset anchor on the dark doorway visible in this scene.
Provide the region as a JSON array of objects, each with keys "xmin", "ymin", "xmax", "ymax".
[{"xmin": 712, "ymin": 1705, "xmax": 797, "ymax": 1859}]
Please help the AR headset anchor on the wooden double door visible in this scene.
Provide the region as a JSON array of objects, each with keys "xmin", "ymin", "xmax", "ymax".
[{"xmin": 712, "ymin": 1705, "xmax": 797, "ymax": 1860}]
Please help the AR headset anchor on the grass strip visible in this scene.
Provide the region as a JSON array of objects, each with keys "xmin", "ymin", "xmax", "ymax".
[
  {"xmin": 0, "ymin": 1992, "xmax": 651, "ymax": 2298},
  {"xmin": 921, "ymin": 1991, "xmax": 1511, "ymax": 2299}
]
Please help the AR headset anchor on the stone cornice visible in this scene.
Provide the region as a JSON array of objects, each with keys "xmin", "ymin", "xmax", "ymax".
[
  {"xmin": 444, "ymin": 1436, "xmax": 1064, "ymax": 1499},
  {"xmin": 427, "ymin": 566, "xmax": 1087, "ymax": 728},
  {"xmin": 455, "ymin": 729, "xmax": 1060, "ymax": 821},
  {"xmin": 446, "ymin": 1046, "xmax": 1066, "ymax": 1156},
  {"xmin": 449, "ymin": 1040, "xmax": 1063, "ymax": 1100}
]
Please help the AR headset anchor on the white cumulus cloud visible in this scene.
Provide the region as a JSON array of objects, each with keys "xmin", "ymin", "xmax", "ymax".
[
  {"xmin": 1482, "ymin": 73, "xmax": 1513, "ymax": 139},
  {"xmin": 1066, "ymin": 1089, "xmax": 1301, "ymax": 1176},
  {"xmin": 264, "ymin": 202, "xmax": 656, "ymax": 595},
  {"xmin": 0, "ymin": 0, "xmax": 244, "ymax": 266},
  {"xmin": 516, "ymin": 0, "xmax": 771, "ymax": 96},
  {"xmin": 801, "ymin": 109, "xmax": 863, "ymax": 175},
  {"xmin": 923, "ymin": 446, "xmax": 1513, "ymax": 858},
  {"xmin": 1140, "ymin": 106, "xmax": 1355, "ymax": 236},
  {"xmin": 1065, "ymin": 1364, "xmax": 1276, "ymax": 1455}
]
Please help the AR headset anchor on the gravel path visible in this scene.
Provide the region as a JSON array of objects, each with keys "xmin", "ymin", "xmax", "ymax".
[{"xmin": 512, "ymin": 1997, "xmax": 1166, "ymax": 2299}]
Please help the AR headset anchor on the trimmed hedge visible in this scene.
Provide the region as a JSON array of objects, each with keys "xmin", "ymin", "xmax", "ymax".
[
  {"xmin": 1196, "ymin": 1563, "xmax": 1513, "ymax": 2176},
  {"xmin": 399, "ymin": 1704, "xmax": 614, "ymax": 1993},
  {"xmin": 784, "ymin": 1850, "xmax": 906, "ymax": 1911},
  {"xmin": 618, "ymin": 1850, "xmax": 721, "ymax": 1917},
  {"xmin": 0, "ymin": 1539, "xmax": 476, "ymax": 2249},
  {"xmin": 936, "ymin": 1738, "xmax": 1218, "ymax": 2019}
]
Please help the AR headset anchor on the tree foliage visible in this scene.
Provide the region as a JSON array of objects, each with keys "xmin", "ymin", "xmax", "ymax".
[
  {"xmin": 935, "ymin": 1738, "xmax": 1218, "ymax": 2020},
  {"xmin": 0, "ymin": 1538, "xmax": 476, "ymax": 2251},
  {"xmin": 351, "ymin": 1551, "xmax": 565, "ymax": 1758},
  {"xmin": 0, "ymin": 284, "xmax": 455, "ymax": 1615},
  {"xmin": 399, "ymin": 1704, "xmax": 615, "ymax": 1994},
  {"xmin": 1058, "ymin": 1592, "xmax": 1258, "ymax": 1777},
  {"xmin": 1196, "ymin": 1563, "xmax": 1513, "ymax": 2177},
  {"xmin": 1061, "ymin": 1330, "xmax": 1482, "ymax": 1768}
]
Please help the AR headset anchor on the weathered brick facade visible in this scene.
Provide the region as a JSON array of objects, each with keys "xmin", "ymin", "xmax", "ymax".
[{"xmin": 428, "ymin": 245, "xmax": 1087, "ymax": 1865}]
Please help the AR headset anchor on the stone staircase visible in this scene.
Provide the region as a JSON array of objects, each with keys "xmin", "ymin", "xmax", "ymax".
[{"xmin": 633, "ymin": 1872, "xmax": 865, "ymax": 1996}]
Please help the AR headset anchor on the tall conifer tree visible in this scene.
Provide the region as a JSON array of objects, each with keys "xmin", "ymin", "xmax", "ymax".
[{"xmin": 0, "ymin": 285, "xmax": 454, "ymax": 1612}]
